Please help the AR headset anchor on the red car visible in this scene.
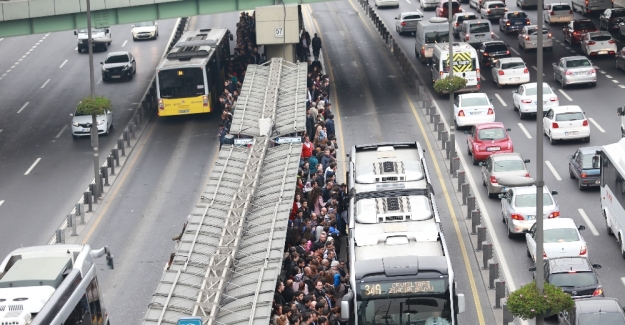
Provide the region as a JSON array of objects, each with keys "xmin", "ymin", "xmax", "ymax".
[
  {"xmin": 437, "ymin": 0, "xmax": 463, "ymax": 18},
  {"xmin": 563, "ymin": 19, "xmax": 598, "ymax": 45},
  {"xmin": 466, "ymin": 122, "xmax": 513, "ymax": 165}
]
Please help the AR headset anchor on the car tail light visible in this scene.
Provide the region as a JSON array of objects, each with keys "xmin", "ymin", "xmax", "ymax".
[
  {"xmin": 401, "ymin": 22, "xmax": 407, "ymax": 26},
  {"xmin": 456, "ymin": 22, "xmax": 460, "ymax": 27},
  {"xmin": 203, "ymin": 95, "xmax": 208, "ymax": 107},
  {"xmin": 523, "ymin": 68, "xmax": 529, "ymax": 73},
  {"xmin": 550, "ymin": 97, "xmax": 558, "ymax": 102},
  {"xmin": 487, "ymin": 108, "xmax": 494, "ymax": 115},
  {"xmin": 484, "ymin": 52, "xmax": 489, "ymax": 56},
  {"xmin": 552, "ymin": 122, "xmax": 559, "ymax": 128},
  {"xmin": 521, "ymin": 99, "xmax": 532, "ymax": 103},
  {"xmin": 550, "ymin": 11, "xmax": 555, "ymax": 15},
  {"xmin": 527, "ymin": 19, "xmax": 531, "ymax": 24},
  {"xmin": 565, "ymin": 70, "xmax": 573, "ymax": 75},
  {"xmin": 593, "ymin": 286, "xmax": 603, "ymax": 296},
  {"xmin": 587, "ymin": 41, "xmax": 596, "ymax": 45},
  {"xmin": 506, "ymin": 50, "xmax": 510, "ymax": 54},
  {"xmin": 589, "ymin": 69, "xmax": 596, "ymax": 74},
  {"xmin": 506, "ymin": 21, "xmax": 511, "ymax": 26},
  {"xmin": 507, "ymin": 142, "xmax": 511, "ymax": 150},
  {"xmin": 581, "ymin": 172, "xmax": 587, "ymax": 178},
  {"xmin": 549, "ymin": 211, "xmax": 560, "ymax": 218},
  {"xmin": 609, "ymin": 39, "xmax": 616, "ymax": 44},
  {"xmin": 458, "ymin": 110, "xmax": 465, "ymax": 116},
  {"xmin": 548, "ymin": 32, "xmax": 552, "ymax": 38},
  {"xmin": 487, "ymin": 9, "xmax": 491, "ymax": 13},
  {"xmin": 543, "ymin": 250, "xmax": 547, "ymax": 258},
  {"xmin": 525, "ymin": 172, "xmax": 531, "ymax": 177},
  {"xmin": 490, "ymin": 175, "xmax": 497, "ymax": 184},
  {"xmin": 569, "ymin": 9, "xmax": 573, "ymax": 14},
  {"xmin": 580, "ymin": 246, "xmax": 587, "ymax": 255},
  {"xmin": 525, "ymin": 35, "xmax": 530, "ymax": 40},
  {"xmin": 511, "ymin": 213, "xmax": 524, "ymax": 220},
  {"xmin": 158, "ymin": 99, "xmax": 164, "ymax": 110},
  {"xmin": 421, "ymin": 46, "xmax": 426, "ymax": 55},
  {"xmin": 582, "ymin": 119, "xmax": 589, "ymax": 126},
  {"xmin": 498, "ymin": 70, "xmax": 505, "ymax": 75},
  {"xmin": 466, "ymin": 34, "xmax": 470, "ymax": 40},
  {"xmin": 491, "ymin": 32, "xmax": 495, "ymax": 38}
]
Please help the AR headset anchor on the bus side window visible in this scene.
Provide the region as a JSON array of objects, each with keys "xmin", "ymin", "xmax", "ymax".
[
  {"xmin": 64, "ymin": 294, "xmax": 93, "ymax": 325},
  {"xmin": 87, "ymin": 277, "xmax": 104, "ymax": 325}
]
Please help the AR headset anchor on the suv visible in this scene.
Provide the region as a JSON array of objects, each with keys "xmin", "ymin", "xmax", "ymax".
[
  {"xmin": 74, "ymin": 28, "xmax": 111, "ymax": 53},
  {"xmin": 559, "ymin": 298, "xmax": 625, "ymax": 324},
  {"xmin": 478, "ymin": 41, "xmax": 511, "ymax": 67},
  {"xmin": 563, "ymin": 19, "xmax": 598, "ymax": 45},
  {"xmin": 101, "ymin": 51, "xmax": 136, "ymax": 81},
  {"xmin": 530, "ymin": 257, "xmax": 603, "ymax": 300}
]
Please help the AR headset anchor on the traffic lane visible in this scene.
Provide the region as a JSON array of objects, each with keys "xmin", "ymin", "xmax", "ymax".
[
  {"xmin": 0, "ymin": 33, "xmax": 46, "ymax": 82},
  {"xmin": 316, "ymin": 1, "xmax": 496, "ymax": 324},
  {"xmin": 87, "ymin": 114, "xmax": 221, "ymax": 324}
]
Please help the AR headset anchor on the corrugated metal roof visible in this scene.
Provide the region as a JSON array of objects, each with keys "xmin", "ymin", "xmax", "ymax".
[
  {"xmin": 230, "ymin": 58, "xmax": 307, "ymax": 138},
  {"xmin": 143, "ymin": 138, "xmax": 301, "ymax": 325}
]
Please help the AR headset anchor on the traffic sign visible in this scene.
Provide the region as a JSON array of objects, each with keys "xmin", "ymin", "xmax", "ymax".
[
  {"xmin": 275, "ymin": 27, "xmax": 284, "ymax": 38},
  {"xmin": 178, "ymin": 317, "xmax": 202, "ymax": 325}
]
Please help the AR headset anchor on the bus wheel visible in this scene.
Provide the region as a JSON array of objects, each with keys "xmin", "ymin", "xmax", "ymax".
[{"xmin": 606, "ymin": 211, "xmax": 614, "ymax": 236}]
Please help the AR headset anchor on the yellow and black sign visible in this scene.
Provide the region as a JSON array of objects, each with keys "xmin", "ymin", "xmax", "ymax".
[{"xmin": 446, "ymin": 52, "xmax": 473, "ymax": 73}]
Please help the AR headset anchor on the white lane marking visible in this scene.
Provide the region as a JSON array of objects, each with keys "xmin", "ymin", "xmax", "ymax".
[
  {"xmin": 21, "ymin": 55, "xmax": 26, "ymax": 59},
  {"xmin": 621, "ymin": 277, "xmax": 625, "ymax": 288},
  {"xmin": 45, "ymin": 32, "xmax": 50, "ymax": 36},
  {"xmin": 97, "ymin": 77, "xmax": 102, "ymax": 85},
  {"xmin": 41, "ymin": 79, "xmax": 50, "ymax": 88},
  {"xmin": 406, "ymin": 0, "xmax": 411, "ymax": 3},
  {"xmin": 122, "ymin": 40, "xmax": 128, "ymax": 47},
  {"xmin": 518, "ymin": 122, "xmax": 532, "ymax": 138},
  {"xmin": 0, "ymin": 38, "xmax": 3, "ymax": 41},
  {"xmin": 495, "ymin": 93, "xmax": 507, "ymax": 106},
  {"xmin": 0, "ymin": 129, "xmax": 3, "ymax": 133},
  {"xmin": 59, "ymin": 59, "xmax": 68, "ymax": 68},
  {"xmin": 565, "ymin": 46, "xmax": 571, "ymax": 49},
  {"xmin": 509, "ymin": 47, "xmax": 520, "ymax": 55},
  {"xmin": 55, "ymin": 125, "xmax": 68, "ymax": 138},
  {"xmin": 6, "ymin": 69, "xmax": 10, "ymax": 73},
  {"xmin": 0, "ymin": 200, "xmax": 3, "ymax": 207},
  {"xmin": 589, "ymin": 117, "xmax": 605, "ymax": 133},
  {"xmin": 606, "ymin": 74, "xmax": 613, "ymax": 78},
  {"xmin": 613, "ymin": 80, "xmax": 619, "ymax": 83},
  {"xmin": 599, "ymin": 70, "xmax": 606, "ymax": 74},
  {"xmin": 17, "ymin": 102, "xmax": 29, "ymax": 114},
  {"xmin": 493, "ymin": 33, "xmax": 500, "ymax": 38},
  {"xmin": 480, "ymin": 73, "xmax": 487, "ymax": 81},
  {"xmin": 620, "ymin": 85, "xmax": 625, "ymax": 88},
  {"xmin": 18, "ymin": 59, "xmax": 22, "ymax": 62},
  {"xmin": 531, "ymin": 65, "xmax": 545, "ymax": 76},
  {"xmin": 24, "ymin": 158, "xmax": 41, "ymax": 175},
  {"xmin": 75, "ymin": 47, "xmax": 78, "ymax": 51},
  {"xmin": 545, "ymin": 160, "xmax": 562, "ymax": 181},
  {"xmin": 558, "ymin": 89, "xmax": 573, "ymax": 101},
  {"xmin": 578, "ymin": 208, "xmax": 600, "ymax": 236}
]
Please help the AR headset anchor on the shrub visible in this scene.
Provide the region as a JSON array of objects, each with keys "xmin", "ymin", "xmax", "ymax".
[
  {"xmin": 76, "ymin": 96, "xmax": 112, "ymax": 116},
  {"xmin": 507, "ymin": 281, "xmax": 574, "ymax": 320},
  {"xmin": 433, "ymin": 75, "xmax": 467, "ymax": 94}
]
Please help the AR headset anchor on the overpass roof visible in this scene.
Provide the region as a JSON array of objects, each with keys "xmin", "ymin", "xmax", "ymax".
[
  {"xmin": 143, "ymin": 137, "xmax": 301, "ymax": 325},
  {"xmin": 230, "ymin": 58, "xmax": 307, "ymax": 138}
]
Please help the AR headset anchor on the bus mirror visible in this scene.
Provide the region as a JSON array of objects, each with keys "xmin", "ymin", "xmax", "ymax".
[
  {"xmin": 339, "ymin": 291, "xmax": 354, "ymax": 322},
  {"xmin": 618, "ymin": 107, "xmax": 624, "ymax": 115},
  {"xmin": 457, "ymin": 293, "xmax": 466, "ymax": 313},
  {"xmin": 106, "ymin": 254, "xmax": 114, "ymax": 269},
  {"xmin": 105, "ymin": 28, "xmax": 110, "ymax": 34},
  {"xmin": 74, "ymin": 31, "xmax": 78, "ymax": 36},
  {"xmin": 592, "ymin": 156, "xmax": 600, "ymax": 169}
]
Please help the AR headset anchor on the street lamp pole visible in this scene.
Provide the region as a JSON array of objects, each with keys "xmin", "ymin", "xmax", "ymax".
[
  {"xmin": 535, "ymin": 0, "xmax": 545, "ymax": 323},
  {"xmin": 448, "ymin": 0, "xmax": 455, "ymax": 166},
  {"xmin": 86, "ymin": 0, "xmax": 101, "ymax": 199}
]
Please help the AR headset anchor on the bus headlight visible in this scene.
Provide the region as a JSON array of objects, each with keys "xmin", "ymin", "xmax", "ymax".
[{"xmin": 203, "ymin": 95, "xmax": 208, "ymax": 107}]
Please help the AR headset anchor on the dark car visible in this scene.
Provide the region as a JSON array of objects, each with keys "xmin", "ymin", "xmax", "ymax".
[
  {"xmin": 499, "ymin": 11, "xmax": 530, "ymax": 34},
  {"xmin": 530, "ymin": 257, "xmax": 603, "ymax": 301},
  {"xmin": 599, "ymin": 8, "xmax": 625, "ymax": 31},
  {"xmin": 568, "ymin": 146, "xmax": 601, "ymax": 190},
  {"xmin": 563, "ymin": 19, "xmax": 598, "ymax": 45},
  {"xmin": 558, "ymin": 298, "xmax": 625, "ymax": 325},
  {"xmin": 478, "ymin": 41, "xmax": 511, "ymax": 67},
  {"xmin": 101, "ymin": 51, "xmax": 136, "ymax": 82}
]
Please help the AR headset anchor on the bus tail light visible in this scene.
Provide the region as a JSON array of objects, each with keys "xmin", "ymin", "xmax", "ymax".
[
  {"xmin": 506, "ymin": 21, "xmax": 511, "ymax": 26},
  {"xmin": 422, "ymin": 46, "xmax": 426, "ymax": 55},
  {"xmin": 466, "ymin": 34, "xmax": 470, "ymax": 41},
  {"xmin": 525, "ymin": 35, "xmax": 530, "ymax": 40},
  {"xmin": 158, "ymin": 99, "xmax": 164, "ymax": 110},
  {"xmin": 511, "ymin": 213, "xmax": 524, "ymax": 220},
  {"xmin": 491, "ymin": 32, "xmax": 495, "ymax": 38},
  {"xmin": 203, "ymin": 95, "xmax": 208, "ymax": 107}
]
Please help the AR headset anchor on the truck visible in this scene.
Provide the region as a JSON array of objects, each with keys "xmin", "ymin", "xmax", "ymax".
[
  {"xmin": 340, "ymin": 142, "xmax": 466, "ymax": 325},
  {"xmin": 75, "ymin": 28, "xmax": 112, "ymax": 53}
]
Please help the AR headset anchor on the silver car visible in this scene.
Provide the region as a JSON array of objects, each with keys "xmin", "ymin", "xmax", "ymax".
[
  {"xmin": 480, "ymin": 153, "xmax": 531, "ymax": 198},
  {"xmin": 71, "ymin": 107, "xmax": 113, "ymax": 138},
  {"xmin": 395, "ymin": 11, "xmax": 424, "ymax": 35},
  {"xmin": 500, "ymin": 185, "xmax": 560, "ymax": 238},
  {"xmin": 552, "ymin": 56, "xmax": 596, "ymax": 88}
]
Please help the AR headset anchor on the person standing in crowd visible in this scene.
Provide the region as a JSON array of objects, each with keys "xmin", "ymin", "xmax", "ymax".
[{"xmin": 312, "ymin": 33, "xmax": 322, "ymax": 61}]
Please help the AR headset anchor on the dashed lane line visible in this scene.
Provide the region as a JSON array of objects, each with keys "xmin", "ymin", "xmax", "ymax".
[
  {"xmin": 17, "ymin": 102, "xmax": 29, "ymax": 114},
  {"xmin": 606, "ymin": 74, "xmax": 613, "ymax": 78},
  {"xmin": 531, "ymin": 65, "xmax": 545, "ymax": 76},
  {"xmin": 55, "ymin": 125, "xmax": 68, "ymax": 139},
  {"xmin": 24, "ymin": 158, "xmax": 41, "ymax": 175},
  {"xmin": 558, "ymin": 89, "xmax": 573, "ymax": 101},
  {"xmin": 620, "ymin": 85, "xmax": 625, "ymax": 88},
  {"xmin": 0, "ymin": 200, "xmax": 3, "ymax": 207},
  {"xmin": 122, "ymin": 40, "xmax": 128, "ymax": 47},
  {"xmin": 589, "ymin": 117, "xmax": 605, "ymax": 133},
  {"xmin": 495, "ymin": 93, "xmax": 507, "ymax": 106},
  {"xmin": 613, "ymin": 80, "xmax": 619, "ymax": 83},
  {"xmin": 41, "ymin": 79, "xmax": 50, "ymax": 88},
  {"xmin": 578, "ymin": 208, "xmax": 600, "ymax": 236},
  {"xmin": 600, "ymin": 70, "xmax": 607, "ymax": 74},
  {"xmin": 0, "ymin": 38, "xmax": 3, "ymax": 42},
  {"xmin": 480, "ymin": 73, "xmax": 487, "ymax": 81},
  {"xmin": 518, "ymin": 122, "xmax": 532, "ymax": 139},
  {"xmin": 545, "ymin": 160, "xmax": 562, "ymax": 181},
  {"xmin": 59, "ymin": 59, "xmax": 68, "ymax": 68},
  {"xmin": 509, "ymin": 47, "xmax": 520, "ymax": 55}
]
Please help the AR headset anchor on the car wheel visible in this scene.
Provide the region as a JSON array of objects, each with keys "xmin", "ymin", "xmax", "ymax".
[
  {"xmin": 617, "ymin": 60, "xmax": 621, "ymax": 71},
  {"xmin": 590, "ymin": 82, "xmax": 596, "ymax": 87},
  {"xmin": 467, "ymin": 144, "xmax": 472, "ymax": 156},
  {"xmin": 472, "ymin": 154, "xmax": 479, "ymax": 165},
  {"xmin": 584, "ymin": 136, "xmax": 590, "ymax": 143},
  {"xmin": 620, "ymin": 235, "xmax": 625, "ymax": 259},
  {"xmin": 519, "ymin": 108, "xmax": 525, "ymax": 120},
  {"xmin": 133, "ymin": 36, "xmax": 137, "ymax": 41},
  {"xmin": 549, "ymin": 132, "xmax": 556, "ymax": 144},
  {"xmin": 482, "ymin": 175, "xmax": 487, "ymax": 186},
  {"xmin": 487, "ymin": 186, "xmax": 495, "ymax": 198},
  {"xmin": 560, "ymin": 76, "xmax": 566, "ymax": 89},
  {"xmin": 496, "ymin": 79, "xmax": 502, "ymax": 89},
  {"xmin": 569, "ymin": 166, "xmax": 575, "ymax": 179},
  {"xmin": 502, "ymin": 212, "xmax": 506, "ymax": 223},
  {"xmin": 507, "ymin": 224, "xmax": 514, "ymax": 238},
  {"xmin": 527, "ymin": 247, "xmax": 531, "ymax": 258}
]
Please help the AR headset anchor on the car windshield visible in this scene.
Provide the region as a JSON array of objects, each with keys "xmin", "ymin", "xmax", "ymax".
[
  {"xmin": 425, "ymin": 31, "xmax": 450, "ymax": 43},
  {"xmin": 105, "ymin": 55, "xmax": 129, "ymax": 64},
  {"xmin": 579, "ymin": 313, "xmax": 625, "ymax": 324},
  {"xmin": 507, "ymin": 12, "xmax": 528, "ymax": 18},
  {"xmin": 574, "ymin": 21, "xmax": 596, "ymax": 30},
  {"xmin": 544, "ymin": 228, "xmax": 579, "ymax": 243},
  {"xmin": 486, "ymin": 44, "xmax": 508, "ymax": 52},
  {"xmin": 404, "ymin": 14, "xmax": 422, "ymax": 20},
  {"xmin": 470, "ymin": 23, "xmax": 491, "ymax": 33},
  {"xmin": 549, "ymin": 272, "xmax": 598, "ymax": 287},
  {"xmin": 525, "ymin": 85, "xmax": 553, "ymax": 96},
  {"xmin": 462, "ymin": 96, "xmax": 490, "ymax": 107},
  {"xmin": 591, "ymin": 34, "xmax": 612, "ymax": 41},
  {"xmin": 582, "ymin": 154, "xmax": 599, "ymax": 169},
  {"xmin": 555, "ymin": 112, "xmax": 585, "ymax": 121},
  {"xmin": 502, "ymin": 62, "xmax": 524, "ymax": 69},
  {"xmin": 552, "ymin": 4, "xmax": 571, "ymax": 10},
  {"xmin": 494, "ymin": 160, "xmax": 525, "ymax": 172},
  {"xmin": 135, "ymin": 21, "xmax": 155, "ymax": 27},
  {"xmin": 566, "ymin": 59, "xmax": 592, "ymax": 68},
  {"xmin": 478, "ymin": 128, "xmax": 506, "ymax": 140},
  {"xmin": 514, "ymin": 193, "xmax": 554, "ymax": 207}
]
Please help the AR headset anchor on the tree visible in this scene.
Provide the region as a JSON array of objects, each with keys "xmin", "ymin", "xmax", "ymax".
[
  {"xmin": 76, "ymin": 96, "xmax": 112, "ymax": 116},
  {"xmin": 507, "ymin": 281, "xmax": 574, "ymax": 320},
  {"xmin": 433, "ymin": 75, "xmax": 467, "ymax": 94}
]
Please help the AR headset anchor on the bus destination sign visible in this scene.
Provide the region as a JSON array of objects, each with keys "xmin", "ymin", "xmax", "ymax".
[{"xmin": 360, "ymin": 280, "xmax": 445, "ymax": 297}]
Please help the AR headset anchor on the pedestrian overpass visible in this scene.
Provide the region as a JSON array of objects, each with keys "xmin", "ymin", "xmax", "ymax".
[{"xmin": 0, "ymin": 0, "xmax": 327, "ymax": 38}]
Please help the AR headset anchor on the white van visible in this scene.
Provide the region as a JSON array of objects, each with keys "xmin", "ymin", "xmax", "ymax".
[
  {"xmin": 459, "ymin": 20, "xmax": 494, "ymax": 46},
  {"xmin": 429, "ymin": 42, "xmax": 481, "ymax": 94},
  {"xmin": 415, "ymin": 17, "xmax": 450, "ymax": 64},
  {"xmin": 572, "ymin": 0, "xmax": 611, "ymax": 15}
]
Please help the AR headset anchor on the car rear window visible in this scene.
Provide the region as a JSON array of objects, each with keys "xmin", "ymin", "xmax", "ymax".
[
  {"xmin": 502, "ymin": 61, "xmax": 525, "ymax": 69},
  {"xmin": 528, "ymin": 28, "xmax": 549, "ymax": 35},
  {"xmin": 507, "ymin": 12, "xmax": 527, "ymax": 18},
  {"xmin": 549, "ymin": 272, "xmax": 598, "ymax": 287},
  {"xmin": 486, "ymin": 44, "xmax": 508, "ymax": 52},
  {"xmin": 555, "ymin": 112, "xmax": 585, "ymax": 121},
  {"xmin": 425, "ymin": 31, "xmax": 450, "ymax": 43},
  {"xmin": 544, "ymin": 228, "xmax": 579, "ymax": 243},
  {"xmin": 582, "ymin": 154, "xmax": 600, "ymax": 169},
  {"xmin": 552, "ymin": 4, "xmax": 571, "ymax": 10},
  {"xmin": 470, "ymin": 23, "xmax": 491, "ymax": 33},
  {"xmin": 458, "ymin": 15, "xmax": 477, "ymax": 23},
  {"xmin": 488, "ymin": 2, "xmax": 505, "ymax": 8},
  {"xmin": 462, "ymin": 96, "xmax": 490, "ymax": 106},
  {"xmin": 105, "ymin": 55, "xmax": 129, "ymax": 63},
  {"xmin": 478, "ymin": 128, "xmax": 506, "ymax": 140},
  {"xmin": 514, "ymin": 193, "xmax": 554, "ymax": 207},
  {"xmin": 404, "ymin": 14, "xmax": 423, "ymax": 20},
  {"xmin": 493, "ymin": 160, "xmax": 525, "ymax": 172},
  {"xmin": 566, "ymin": 59, "xmax": 592, "ymax": 68},
  {"xmin": 525, "ymin": 85, "xmax": 554, "ymax": 96},
  {"xmin": 579, "ymin": 313, "xmax": 625, "ymax": 324},
  {"xmin": 591, "ymin": 34, "xmax": 612, "ymax": 41},
  {"xmin": 441, "ymin": 1, "xmax": 460, "ymax": 8},
  {"xmin": 574, "ymin": 21, "xmax": 596, "ymax": 30}
]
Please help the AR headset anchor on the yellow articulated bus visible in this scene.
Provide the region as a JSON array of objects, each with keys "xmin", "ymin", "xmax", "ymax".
[{"xmin": 156, "ymin": 28, "xmax": 232, "ymax": 116}]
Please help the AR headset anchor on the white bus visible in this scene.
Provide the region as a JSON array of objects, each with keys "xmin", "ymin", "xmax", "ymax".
[
  {"xmin": 597, "ymin": 138, "xmax": 625, "ymax": 257},
  {"xmin": 0, "ymin": 244, "xmax": 114, "ymax": 325}
]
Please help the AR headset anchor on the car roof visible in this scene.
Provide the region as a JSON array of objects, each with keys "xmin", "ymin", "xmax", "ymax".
[
  {"xmin": 577, "ymin": 146, "xmax": 602, "ymax": 155},
  {"xmin": 475, "ymin": 122, "xmax": 505, "ymax": 130},
  {"xmin": 107, "ymin": 51, "xmax": 130, "ymax": 57},
  {"xmin": 551, "ymin": 105, "xmax": 583, "ymax": 113},
  {"xmin": 484, "ymin": 0, "xmax": 505, "ymax": 4},
  {"xmin": 482, "ymin": 40, "xmax": 506, "ymax": 46},
  {"xmin": 459, "ymin": 92, "xmax": 488, "ymax": 99},
  {"xmin": 543, "ymin": 217, "xmax": 578, "ymax": 230},
  {"xmin": 522, "ymin": 82, "xmax": 550, "ymax": 89},
  {"xmin": 490, "ymin": 152, "xmax": 523, "ymax": 161},
  {"xmin": 401, "ymin": 11, "xmax": 423, "ymax": 16},
  {"xmin": 562, "ymin": 56, "xmax": 589, "ymax": 61},
  {"xmin": 588, "ymin": 31, "xmax": 611, "ymax": 36},
  {"xmin": 512, "ymin": 185, "xmax": 551, "ymax": 194},
  {"xmin": 576, "ymin": 298, "xmax": 622, "ymax": 314},
  {"xmin": 498, "ymin": 57, "xmax": 523, "ymax": 63},
  {"xmin": 548, "ymin": 257, "xmax": 593, "ymax": 273},
  {"xmin": 454, "ymin": 12, "xmax": 477, "ymax": 17}
]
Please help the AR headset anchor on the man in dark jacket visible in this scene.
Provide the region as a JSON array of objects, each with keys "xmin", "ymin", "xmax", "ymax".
[
  {"xmin": 306, "ymin": 108, "xmax": 315, "ymax": 140},
  {"xmin": 312, "ymin": 33, "xmax": 322, "ymax": 61},
  {"xmin": 325, "ymin": 114, "xmax": 335, "ymax": 138}
]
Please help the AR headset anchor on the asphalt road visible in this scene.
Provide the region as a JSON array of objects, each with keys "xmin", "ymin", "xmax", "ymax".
[
  {"xmin": 0, "ymin": 18, "xmax": 178, "ymax": 258},
  {"xmin": 369, "ymin": 0, "xmax": 625, "ymax": 322}
]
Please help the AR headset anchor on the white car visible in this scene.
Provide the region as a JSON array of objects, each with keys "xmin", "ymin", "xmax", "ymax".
[
  {"xmin": 491, "ymin": 57, "xmax": 530, "ymax": 88},
  {"xmin": 421, "ymin": 0, "xmax": 439, "ymax": 10},
  {"xmin": 581, "ymin": 31, "xmax": 617, "ymax": 57},
  {"xmin": 454, "ymin": 93, "xmax": 495, "ymax": 128},
  {"xmin": 131, "ymin": 21, "xmax": 158, "ymax": 40},
  {"xmin": 518, "ymin": 25, "xmax": 553, "ymax": 52},
  {"xmin": 543, "ymin": 105, "xmax": 590, "ymax": 144},
  {"xmin": 511, "ymin": 82, "xmax": 559, "ymax": 119},
  {"xmin": 525, "ymin": 218, "xmax": 587, "ymax": 262},
  {"xmin": 70, "ymin": 106, "xmax": 113, "ymax": 138},
  {"xmin": 543, "ymin": 2, "xmax": 574, "ymax": 25},
  {"xmin": 375, "ymin": 0, "xmax": 400, "ymax": 8}
]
